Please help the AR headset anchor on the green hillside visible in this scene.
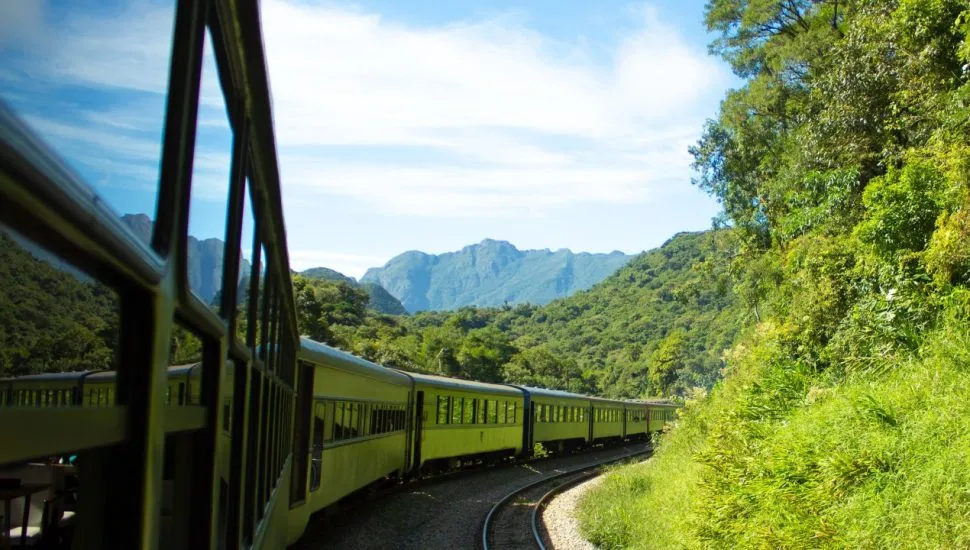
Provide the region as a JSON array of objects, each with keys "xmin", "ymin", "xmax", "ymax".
[
  {"xmin": 299, "ymin": 267, "xmax": 407, "ymax": 315},
  {"xmin": 297, "ymin": 229, "xmax": 744, "ymax": 398},
  {"xmin": 579, "ymin": 1, "xmax": 970, "ymax": 547}
]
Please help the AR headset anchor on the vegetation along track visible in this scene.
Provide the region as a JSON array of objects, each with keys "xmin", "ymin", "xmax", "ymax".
[{"xmin": 481, "ymin": 448, "xmax": 651, "ymax": 550}]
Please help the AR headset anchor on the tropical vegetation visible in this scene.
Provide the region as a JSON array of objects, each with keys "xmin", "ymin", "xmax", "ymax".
[{"xmin": 579, "ymin": 0, "xmax": 970, "ymax": 547}]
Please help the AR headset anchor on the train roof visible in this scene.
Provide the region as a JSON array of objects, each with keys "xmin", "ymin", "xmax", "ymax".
[
  {"xmin": 398, "ymin": 371, "xmax": 522, "ymax": 397},
  {"xmin": 3, "ymin": 370, "xmax": 97, "ymax": 382},
  {"xmin": 298, "ymin": 337, "xmax": 411, "ymax": 386},
  {"xmin": 515, "ymin": 386, "xmax": 591, "ymax": 401}
]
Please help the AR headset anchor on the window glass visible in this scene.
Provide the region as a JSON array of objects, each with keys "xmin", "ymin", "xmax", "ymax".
[
  {"xmin": 186, "ymin": 30, "xmax": 232, "ymax": 306},
  {"xmin": 462, "ymin": 398, "xmax": 474, "ymax": 424},
  {"xmin": 476, "ymin": 399, "xmax": 486, "ymax": 424},
  {"xmin": 489, "ymin": 400, "xmax": 498, "ymax": 424},
  {"xmin": 451, "ymin": 397, "xmax": 462, "ymax": 424},
  {"xmin": 0, "ymin": 1, "xmax": 177, "ymax": 248},
  {"xmin": 249, "ymin": 245, "xmax": 266, "ymax": 352},
  {"xmin": 0, "ymin": 224, "xmax": 120, "ymax": 407},
  {"xmin": 437, "ymin": 396, "xmax": 448, "ymax": 424},
  {"xmin": 234, "ymin": 178, "xmax": 255, "ymax": 342}
]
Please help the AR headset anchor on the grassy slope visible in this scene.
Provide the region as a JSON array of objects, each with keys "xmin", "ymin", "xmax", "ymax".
[{"xmin": 579, "ymin": 295, "xmax": 970, "ymax": 548}]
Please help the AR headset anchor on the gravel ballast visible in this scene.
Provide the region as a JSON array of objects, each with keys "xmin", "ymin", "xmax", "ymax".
[
  {"xmin": 292, "ymin": 444, "xmax": 647, "ymax": 550},
  {"xmin": 539, "ymin": 474, "xmax": 604, "ymax": 550}
]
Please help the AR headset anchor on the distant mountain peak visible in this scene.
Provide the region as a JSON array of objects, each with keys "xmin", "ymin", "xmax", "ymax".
[{"xmin": 361, "ymin": 241, "xmax": 632, "ymax": 313}]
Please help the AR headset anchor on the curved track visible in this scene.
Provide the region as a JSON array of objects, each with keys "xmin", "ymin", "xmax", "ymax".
[{"xmin": 481, "ymin": 448, "xmax": 651, "ymax": 550}]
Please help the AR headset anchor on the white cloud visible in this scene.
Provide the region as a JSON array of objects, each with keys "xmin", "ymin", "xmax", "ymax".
[
  {"xmin": 258, "ymin": 0, "xmax": 728, "ymax": 218},
  {"xmin": 3, "ymin": 0, "xmax": 728, "ymax": 231}
]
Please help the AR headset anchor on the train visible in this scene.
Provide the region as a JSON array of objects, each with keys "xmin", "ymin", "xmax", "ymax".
[{"xmin": 0, "ymin": 336, "xmax": 678, "ymax": 546}]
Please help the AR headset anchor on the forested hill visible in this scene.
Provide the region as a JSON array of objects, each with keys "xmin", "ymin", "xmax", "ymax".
[
  {"xmin": 298, "ymin": 267, "xmax": 407, "ymax": 315},
  {"xmin": 301, "ymin": 230, "xmax": 743, "ymax": 398},
  {"xmin": 580, "ymin": 1, "xmax": 970, "ymax": 548},
  {"xmin": 360, "ymin": 239, "xmax": 632, "ymax": 312}
]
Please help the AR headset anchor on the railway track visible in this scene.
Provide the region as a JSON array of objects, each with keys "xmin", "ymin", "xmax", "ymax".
[{"xmin": 481, "ymin": 448, "xmax": 651, "ymax": 550}]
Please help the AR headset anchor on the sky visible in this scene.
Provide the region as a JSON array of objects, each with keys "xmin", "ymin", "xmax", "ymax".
[{"xmin": 1, "ymin": 0, "xmax": 735, "ymax": 279}]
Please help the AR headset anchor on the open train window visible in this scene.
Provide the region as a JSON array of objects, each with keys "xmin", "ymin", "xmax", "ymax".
[{"xmin": 437, "ymin": 396, "xmax": 448, "ymax": 424}]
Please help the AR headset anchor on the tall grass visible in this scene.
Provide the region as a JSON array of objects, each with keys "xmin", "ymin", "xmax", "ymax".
[{"xmin": 579, "ymin": 302, "xmax": 970, "ymax": 548}]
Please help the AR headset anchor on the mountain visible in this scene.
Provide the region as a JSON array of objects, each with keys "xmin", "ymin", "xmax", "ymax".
[
  {"xmin": 360, "ymin": 239, "xmax": 633, "ymax": 312},
  {"xmin": 120, "ymin": 214, "xmax": 250, "ymax": 305},
  {"xmin": 300, "ymin": 267, "xmax": 355, "ymax": 284},
  {"xmin": 298, "ymin": 268, "xmax": 407, "ymax": 316}
]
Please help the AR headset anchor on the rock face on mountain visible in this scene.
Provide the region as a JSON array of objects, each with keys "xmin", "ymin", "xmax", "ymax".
[
  {"xmin": 120, "ymin": 214, "xmax": 250, "ymax": 305},
  {"xmin": 298, "ymin": 267, "xmax": 407, "ymax": 316},
  {"xmin": 360, "ymin": 239, "xmax": 632, "ymax": 312}
]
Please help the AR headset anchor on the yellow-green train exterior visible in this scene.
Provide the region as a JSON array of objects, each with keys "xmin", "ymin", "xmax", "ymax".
[{"xmin": 0, "ymin": 337, "xmax": 680, "ymax": 546}]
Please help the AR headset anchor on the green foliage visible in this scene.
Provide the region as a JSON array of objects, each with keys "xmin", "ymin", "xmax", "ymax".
[
  {"xmin": 581, "ymin": 1, "xmax": 970, "ymax": 547},
  {"xmin": 854, "ymin": 162, "xmax": 947, "ymax": 257},
  {"xmin": 0, "ymin": 232, "xmax": 120, "ymax": 376}
]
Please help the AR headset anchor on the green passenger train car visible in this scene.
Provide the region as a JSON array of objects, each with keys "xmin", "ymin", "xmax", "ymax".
[
  {"xmin": 624, "ymin": 401, "xmax": 650, "ymax": 440},
  {"xmin": 287, "ymin": 339, "xmax": 412, "ymax": 545},
  {"xmin": 517, "ymin": 386, "xmax": 592, "ymax": 452},
  {"xmin": 591, "ymin": 397, "xmax": 627, "ymax": 441},
  {"xmin": 646, "ymin": 400, "xmax": 680, "ymax": 432},
  {"xmin": 401, "ymin": 372, "xmax": 525, "ymax": 471}
]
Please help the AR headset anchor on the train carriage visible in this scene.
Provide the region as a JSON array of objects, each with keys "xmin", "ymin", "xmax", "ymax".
[
  {"xmin": 591, "ymin": 397, "xmax": 627, "ymax": 442},
  {"xmin": 401, "ymin": 372, "xmax": 524, "ymax": 471},
  {"xmin": 647, "ymin": 400, "xmax": 679, "ymax": 432},
  {"xmin": 6, "ymin": 372, "xmax": 95, "ymax": 407},
  {"xmin": 287, "ymin": 338, "xmax": 412, "ymax": 544},
  {"xmin": 516, "ymin": 386, "xmax": 591, "ymax": 453},
  {"xmin": 624, "ymin": 401, "xmax": 650, "ymax": 441}
]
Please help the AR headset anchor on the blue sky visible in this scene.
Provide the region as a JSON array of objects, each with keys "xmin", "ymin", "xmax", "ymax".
[{"xmin": 1, "ymin": 0, "xmax": 734, "ymax": 279}]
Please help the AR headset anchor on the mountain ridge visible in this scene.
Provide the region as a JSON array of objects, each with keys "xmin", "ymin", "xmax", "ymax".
[{"xmin": 361, "ymin": 239, "xmax": 633, "ymax": 312}]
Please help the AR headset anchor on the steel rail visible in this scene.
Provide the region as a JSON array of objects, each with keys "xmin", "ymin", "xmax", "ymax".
[{"xmin": 481, "ymin": 447, "xmax": 651, "ymax": 550}]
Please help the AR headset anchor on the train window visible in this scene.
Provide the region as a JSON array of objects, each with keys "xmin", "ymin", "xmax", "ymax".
[
  {"xmin": 187, "ymin": 29, "xmax": 233, "ymax": 305},
  {"xmin": 510, "ymin": 402, "xmax": 516, "ymax": 424},
  {"xmin": 349, "ymin": 403, "xmax": 358, "ymax": 438},
  {"xmin": 0, "ymin": 225, "xmax": 122, "ymax": 409},
  {"xmin": 2, "ymin": 3, "xmax": 176, "ymax": 244},
  {"xmin": 248, "ymin": 244, "xmax": 266, "ymax": 352},
  {"xmin": 310, "ymin": 407, "xmax": 324, "ymax": 492},
  {"xmin": 332, "ymin": 401, "xmax": 343, "ymax": 440},
  {"xmin": 437, "ymin": 396, "xmax": 448, "ymax": 424},
  {"xmin": 462, "ymin": 398, "xmax": 474, "ymax": 424},
  {"xmin": 451, "ymin": 397, "xmax": 462, "ymax": 424},
  {"xmin": 476, "ymin": 399, "xmax": 486, "ymax": 424},
  {"xmin": 488, "ymin": 400, "xmax": 498, "ymax": 424}
]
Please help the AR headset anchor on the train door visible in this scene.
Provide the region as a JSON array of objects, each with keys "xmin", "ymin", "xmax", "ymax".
[
  {"xmin": 622, "ymin": 406, "xmax": 628, "ymax": 439},
  {"xmin": 411, "ymin": 391, "xmax": 424, "ymax": 474},
  {"xmin": 528, "ymin": 401, "xmax": 537, "ymax": 451}
]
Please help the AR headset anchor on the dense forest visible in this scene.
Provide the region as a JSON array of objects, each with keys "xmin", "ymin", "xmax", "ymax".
[
  {"xmin": 0, "ymin": 231, "xmax": 120, "ymax": 376},
  {"xmin": 579, "ymin": 0, "xmax": 970, "ymax": 547}
]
